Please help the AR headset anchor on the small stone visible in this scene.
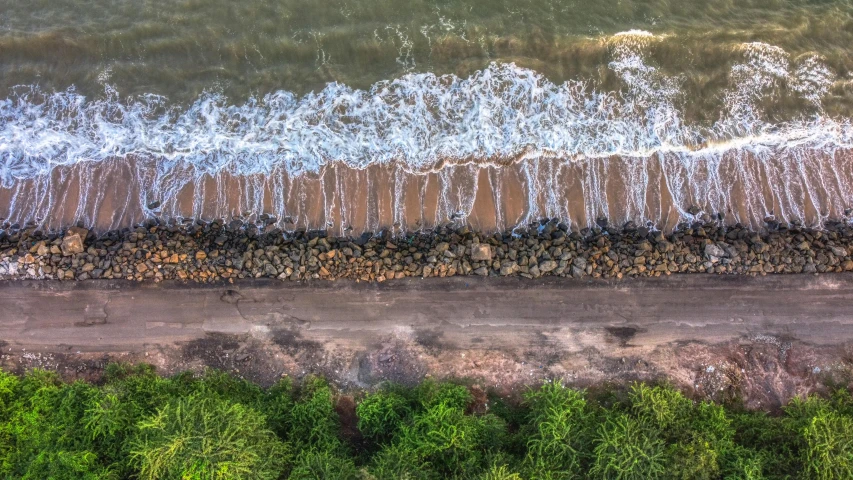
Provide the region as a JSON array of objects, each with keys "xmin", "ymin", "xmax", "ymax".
[
  {"xmin": 474, "ymin": 267, "xmax": 489, "ymax": 276},
  {"xmin": 136, "ymin": 263, "xmax": 148, "ymax": 273},
  {"xmin": 195, "ymin": 251, "xmax": 207, "ymax": 260}
]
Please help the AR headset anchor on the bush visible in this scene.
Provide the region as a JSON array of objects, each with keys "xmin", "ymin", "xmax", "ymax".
[
  {"xmin": 802, "ymin": 408, "xmax": 853, "ymax": 479},
  {"xmin": 129, "ymin": 394, "xmax": 289, "ymax": 480},
  {"xmin": 357, "ymin": 389, "xmax": 412, "ymax": 444},
  {"xmin": 522, "ymin": 382, "xmax": 590, "ymax": 477},
  {"xmin": 0, "ymin": 365, "xmax": 851, "ymax": 479},
  {"xmin": 590, "ymin": 413, "xmax": 666, "ymax": 479}
]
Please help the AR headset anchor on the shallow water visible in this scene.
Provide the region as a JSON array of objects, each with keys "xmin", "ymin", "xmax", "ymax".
[{"xmin": 2, "ymin": 0, "xmax": 853, "ymax": 232}]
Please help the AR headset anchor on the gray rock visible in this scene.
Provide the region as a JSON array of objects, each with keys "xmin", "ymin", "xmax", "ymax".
[
  {"xmin": 704, "ymin": 243, "xmax": 726, "ymax": 259},
  {"xmin": 474, "ymin": 267, "xmax": 489, "ymax": 276},
  {"xmin": 529, "ymin": 265, "xmax": 541, "ymax": 278},
  {"xmin": 572, "ymin": 256, "xmax": 587, "ymax": 269},
  {"xmin": 538, "ymin": 260, "xmax": 557, "ymax": 273}
]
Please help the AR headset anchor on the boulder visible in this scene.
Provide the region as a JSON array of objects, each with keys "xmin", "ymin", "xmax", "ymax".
[
  {"xmin": 704, "ymin": 243, "xmax": 726, "ymax": 259},
  {"xmin": 61, "ymin": 233, "xmax": 84, "ymax": 256},
  {"xmin": 471, "ymin": 244, "xmax": 492, "ymax": 261},
  {"xmin": 538, "ymin": 260, "xmax": 558, "ymax": 273}
]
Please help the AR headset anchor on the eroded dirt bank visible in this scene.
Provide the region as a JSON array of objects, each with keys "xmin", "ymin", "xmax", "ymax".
[{"xmin": 1, "ymin": 275, "xmax": 852, "ymax": 409}]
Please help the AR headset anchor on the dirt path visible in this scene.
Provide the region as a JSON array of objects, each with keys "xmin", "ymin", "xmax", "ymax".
[{"xmin": 2, "ymin": 275, "xmax": 853, "ymax": 407}]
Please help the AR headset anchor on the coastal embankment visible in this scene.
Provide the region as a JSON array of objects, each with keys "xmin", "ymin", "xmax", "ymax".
[{"xmin": 2, "ymin": 219, "xmax": 853, "ymax": 282}]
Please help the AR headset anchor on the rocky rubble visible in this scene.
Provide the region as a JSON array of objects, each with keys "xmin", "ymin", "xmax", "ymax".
[{"xmin": 1, "ymin": 217, "xmax": 853, "ymax": 282}]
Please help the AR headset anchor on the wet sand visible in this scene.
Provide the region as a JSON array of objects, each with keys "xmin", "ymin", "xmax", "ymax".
[{"xmin": 2, "ymin": 148, "xmax": 852, "ymax": 234}]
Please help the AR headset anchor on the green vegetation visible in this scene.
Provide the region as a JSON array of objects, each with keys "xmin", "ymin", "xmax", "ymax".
[{"xmin": 0, "ymin": 365, "xmax": 851, "ymax": 479}]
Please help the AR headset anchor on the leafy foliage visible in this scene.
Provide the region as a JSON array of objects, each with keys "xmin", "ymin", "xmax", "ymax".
[
  {"xmin": 0, "ymin": 365, "xmax": 850, "ymax": 479},
  {"xmin": 129, "ymin": 394, "xmax": 289, "ymax": 480}
]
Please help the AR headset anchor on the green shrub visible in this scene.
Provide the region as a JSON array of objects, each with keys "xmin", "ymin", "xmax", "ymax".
[
  {"xmin": 0, "ymin": 365, "xmax": 852, "ymax": 479},
  {"xmin": 590, "ymin": 413, "xmax": 666, "ymax": 480},
  {"xmin": 288, "ymin": 376, "xmax": 346, "ymax": 453},
  {"xmin": 129, "ymin": 394, "xmax": 290, "ymax": 480},
  {"xmin": 629, "ymin": 383, "xmax": 692, "ymax": 436},
  {"xmin": 481, "ymin": 462, "xmax": 524, "ymax": 480},
  {"xmin": 522, "ymin": 382, "xmax": 590, "ymax": 477},
  {"xmin": 289, "ymin": 449, "xmax": 360, "ymax": 480},
  {"xmin": 357, "ymin": 389, "xmax": 412, "ymax": 444},
  {"xmin": 802, "ymin": 408, "xmax": 853, "ymax": 479}
]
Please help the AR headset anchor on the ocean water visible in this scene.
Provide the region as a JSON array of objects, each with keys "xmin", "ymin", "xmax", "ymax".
[{"xmin": 2, "ymin": 0, "xmax": 853, "ymax": 233}]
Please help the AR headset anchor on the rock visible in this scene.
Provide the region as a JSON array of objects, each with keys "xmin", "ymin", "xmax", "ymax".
[
  {"xmin": 656, "ymin": 241, "xmax": 674, "ymax": 253},
  {"xmin": 831, "ymin": 246, "xmax": 847, "ymax": 258},
  {"xmin": 195, "ymin": 251, "xmax": 207, "ymax": 261},
  {"xmin": 471, "ymin": 244, "xmax": 492, "ymax": 261},
  {"xmin": 751, "ymin": 242, "xmax": 769, "ymax": 254},
  {"xmin": 474, "ymin": 267, "xmax": 489, "ymax": 276},
  {"xmin": 435, "ymin": 242, "xmax": 450, "ymax": 253},
  {"xmin": 538, "ymin": 260, "xmax": 558, "ymax": 273},
  {"xmin": 687, "ymin": 205, "xmax": 701, "ymax": 215},
  {"xmin": 67, "ymin": 226, "xmax": 89, "ymax": 239},
  {"xmin": 843, "ymin": 260, "xmax": 853, "ymax": 271},
  {"xmin": 529, "ymin": 265, "xmax": 541, "ymax": 278},
  {"xmin": 572, "ymin": 256, "xmax": 587, "ymax": 269},
  {"xmin": 704, "ymin": 243, "xmax": 726, "ymax": 259},
  {"xmin": 81, "ymin": 263, "xmax": 95, "ymax": 273},
  {"xmin": 326, "ymin": 249, "xmax": 337, "ymax": 259},
  {"xmin": 499, "ymin": 261, "xmax": 517, "ymax": 276},
  {"xmin": 136, "ymin": 263, "xmax": 148, "ymax": 273},
  {"xmin": 61, "ymin": 233, "xmax": 84, "ymax": 256},
  {"xmin": 35, "ymin": 242, "xmax": 49, "ymax": 256}
]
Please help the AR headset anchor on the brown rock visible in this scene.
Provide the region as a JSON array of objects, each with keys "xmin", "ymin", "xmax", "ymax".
[
  {"xmin": 195, "ymin": 251, "xmax": 207, "ymax": 261},
  {"xmin": 61, "ymin": 234, "xmax": 84, "ymax": 256},
  {"xmin": 471, "ymin": 244, "xmax": 492, "ymax": 261}
]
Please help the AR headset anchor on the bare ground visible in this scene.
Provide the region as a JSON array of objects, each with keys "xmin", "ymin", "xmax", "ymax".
[{"xmin": 1, "ymin": 275, "xmax": 852, "ymax": 408}]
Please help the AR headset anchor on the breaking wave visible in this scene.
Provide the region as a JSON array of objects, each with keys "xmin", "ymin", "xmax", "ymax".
[{"xmin": 1, "ymin": 32, "xmax": 851, "ymax": 231}]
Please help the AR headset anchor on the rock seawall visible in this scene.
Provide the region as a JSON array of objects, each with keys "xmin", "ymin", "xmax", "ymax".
[{"xmin": 2, "ymin": 219, "xmax": 853, "ymax": 282}]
